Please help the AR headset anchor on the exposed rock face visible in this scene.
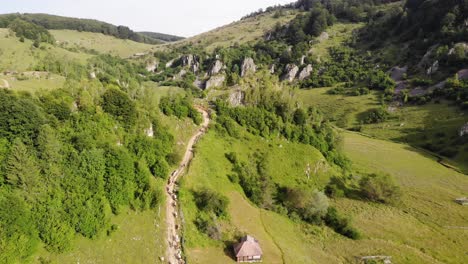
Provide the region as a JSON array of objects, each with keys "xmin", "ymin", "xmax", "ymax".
[
  {"xmin": 146, "ymin": 60, "xmax": 158, "ymax": 72},
  {"xmin": 281, "ymin": 64, "xmax": 299, "ymax": 82},
  {"xmin": 269, "ymin": 64, "xmax": 276, "ymax": 74},
  {"xmin": 460, "ymin": 123, "xmax": 468, "ymax": 137},
  {"xmin": 193, "ymin": 77, "xmax": 204, "ymax": 89},
  {"xmin": 205, "ymin": 75, "xmax": 225, "ymax": 89},
  {"xmin": 241, "ymin": 58, "xmax": 257, "ymax": 77},
  {"xmin": 457, "ymin": 69, "xmax": 468, "ymax": 80},
  {"xmin": 318, "ymin": 32, "xmax": 329, "ymax": 42},
  {"xmin": 173, "ymin": 69, "xmax": 187, "ymax": 80},
  {"xmin": 426, "ymin": 60, "xmax": 439, "ymax": 75},
  {"xmin": 300, "ymin": 55, "xmax": 306, "ymax": 66},
  {"xmin": 181, "ymin": 54, "xmax": 201, "ymax": 73},
  {"xmin": 298, "ymin": 64, "xmax": 313, "ymax": 80},
  {"xmin": 166, "ymin": 59, "xmax": 176, "ymax": 68},
  {"xmin": 388, "ymin": 66, "xmax": 408, "ymax": 82},
  {"xmin": 209, "ymin": 60, "xmax": 224, "ymax": 76},
  {"xmin": 89, "ymin": 72, "xmax": 96, "ymax": 79},
  {"xmin": 228, "ymin": 89, "xmax": 245, "ymax": 107},
  {"xmin": 418, "ymin": 44, "xmax": 438, "ymax": 69}
]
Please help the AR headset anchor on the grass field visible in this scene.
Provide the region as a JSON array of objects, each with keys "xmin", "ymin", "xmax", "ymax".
[
  {"xmin": 167, "ymin": 10, "xmax": 300, "ymax": 52},
  {"xmin": 0, "ymin": 28, "xmax": 91, "ymax": 72},
  {"xmin": 51, "ymin": 30, "xmax": 157, "ymax": 58},
  {"xmin": 177, "ymin": 124, "xmax": 468, "ymax": 263}
]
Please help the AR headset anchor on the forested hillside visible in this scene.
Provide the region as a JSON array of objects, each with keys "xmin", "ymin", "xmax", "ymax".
[{"xmin": 0, "ymin": 13, "xmax": 182, "ymax": 44}]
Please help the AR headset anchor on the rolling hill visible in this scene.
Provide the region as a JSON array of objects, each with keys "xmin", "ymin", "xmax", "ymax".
[{"xmin": 0, "ymin": 0, "xmax": 467, "ymax": 264}]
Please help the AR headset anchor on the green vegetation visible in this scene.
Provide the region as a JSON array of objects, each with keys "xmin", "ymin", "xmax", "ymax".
[
  {"xmin": 8, "ymin": 18, "xmax": 55, "ymax": 44},
  {"xmin": 159, "ymin": 95, "xmax": 203, "ymax": 125},
  {"xmin": 0, "ymin": 13, "xmax": 163, "ymax": 44}
]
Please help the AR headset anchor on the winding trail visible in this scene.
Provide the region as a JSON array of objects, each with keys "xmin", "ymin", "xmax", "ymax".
[{"xmin": 165, "ymin": 107, "xmax": 210, "ymax": 264}]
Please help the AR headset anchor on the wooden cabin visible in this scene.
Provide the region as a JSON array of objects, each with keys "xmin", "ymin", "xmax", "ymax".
[{"xmin": 233, "ymin": 235, "xmax": 263, "ymax": 263}]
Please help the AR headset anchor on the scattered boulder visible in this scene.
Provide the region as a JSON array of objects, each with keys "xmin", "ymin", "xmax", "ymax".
[
  {"xmin": 300, "ymin": 55, "xmax": 306, "ymax": 66},
  {"xmin": 166, "ymin": 58, "xmax": 176, "ymax": 68},
  {"xmin": 318, "ymin": 32, "xmax": 329, "ymax": 42},
  {"xmin": 145, "ymin": 124, "xmax": 154, "ymax": 138},
  {"xmin": 89, "ymin": 72, "xmax": 96, "ymax": 79},
  {"xmin": 460, "ymin": 123, "xmax": 468, "ymax": 137},
  {"xmin": 388, "ymin": 66, "xmax": 407, "ymax": 82},
  {"xmin": 209, "ymin": 60, "xmax": 224, "ymax": 76},
  {"xmin": 205, "ymin": 75, "xmax": 225, "ymax": 89},
  {"xmin": 281, "ymin": 64, "xmax": 299, "ymax": 82},
  {"xmin": 241, "ymin": 58, "xmax": 257, "ymax": 77},
  {"xmin": 426, "ymin": 60, "xmax": 439, "ymax": 75},
  {"xmin": 228, "ymin": 89, "xmax": 245, "ymax": 106},
  {"xmin": 269, "ymin": 64, "xmax": 276, "ymax": 74},
  {"xmin": 146, "ymin": 60, "xmax": 158, "ymax": 72},
  {"xmin": 298, "ymin": 64, "xmax": 313, "ymax": 81}
]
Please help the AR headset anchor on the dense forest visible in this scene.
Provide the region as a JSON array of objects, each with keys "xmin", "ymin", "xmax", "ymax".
[{"xmin": 0, "ymin": 53, "xmax": 185, "ymax": 262}]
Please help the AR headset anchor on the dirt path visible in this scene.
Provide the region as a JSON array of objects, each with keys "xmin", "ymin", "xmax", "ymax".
[{"xmin": 165, "ymin": 107, "xmax": 210, "ymax": 264}]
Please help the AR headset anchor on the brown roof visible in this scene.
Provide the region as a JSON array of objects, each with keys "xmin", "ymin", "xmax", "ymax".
[{"xmin": 233, "ymin": 235, "xmax": 263, "ymax": 257}]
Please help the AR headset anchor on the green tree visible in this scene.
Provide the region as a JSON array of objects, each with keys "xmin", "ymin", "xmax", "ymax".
[{"xmin": 5, "ymin": 138, "xmax": 40, "ymax": 192}]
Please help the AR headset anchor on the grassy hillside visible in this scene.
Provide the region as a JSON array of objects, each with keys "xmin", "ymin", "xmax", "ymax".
[
  {"xmin": 0, "ymin": 28, "xmax": 90, "ymax": 71},
  {"xmin": 168, "ymin": 10, "xmax": 300, "ymax": 52},
  {"xmin": 178, "ymin": 128, "xmax": 468, "ymax": 263},
  {"xmin": 51, "ymin": 30, "xmax": 156, "ymax": 58}
]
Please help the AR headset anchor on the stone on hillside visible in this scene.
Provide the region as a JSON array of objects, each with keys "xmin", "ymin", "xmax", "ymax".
[
  {"xmin": 228, "ymin": 89, "xmax": 245, "ymax": 106},
  {"xmin": 241, "ymin": 58, "xmax": 257, "ymax": 77},
  {"xmin": 418, "ymin": 44, "xmax": 438, "ymax": 69},
  {"xmin": 457, "ymin": 69, "xmax": 468, "ymax": 80},
  {"xmin": 181, "ymin": 54, "xmax": 200, "ymax": 73},
  {"xmin": 318, "ymin": 32, "xmax": 329, "ymax": 42},
  {"xmin": 448, "ymin": 43, "xmax": 468, "ymax": 56},
  {"xmin": 426, "ymin": 60, "xmax": 439, "ymax": 75},
  {"xmin": 193, "ymin": 77, "xmax": 204, "ymax": 89},
  {"xmin": 205, "ymin": 75, "xmax": 225, "ymax": 89},
  {"xmin": 146, "ymin": 60, "xmax": 159, "ymax": 72},
  {"xmin": 388, "ymin": 66, "xmax": 407, "ymax": 82},
  {"xmin": 300, "ymin": 55, "xmax": 306, "ymax": 66},
  {"xmin": 460, "ymin": 123, "xmax": 468, "ymax": 137},
  {"xmin": 281, "ymin": 64, "xmax": 299, "ymax": 82},
  {"xmin": 209, "ymin": 60, "xmax": 224, "ymax": 76},
  {"xmin": 269, "ymin": 64, "xmax": 276, "ymax": 74},
  {"xmin": 166, "ymin": 59, "xmax": 176, "ymax": 68},
  {"xmin": 145, "ymin": 124, "xmax": 154, "ymax": 138},
  {"xmin": 89, "ymin": 72, "xmax": 96, "ymax": 79},
  {"xmin": 298, "ymin": 64, "xmax": 313, "ymax": 81}
]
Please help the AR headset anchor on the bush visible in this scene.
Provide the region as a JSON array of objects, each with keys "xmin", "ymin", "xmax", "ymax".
[
  {"xmin": 362, "ymin": 108, "xmax": 389, "ymax": 124},
  {"xmin": 324, "ymin": 207, "xmax": 360, "ymax": 240},
  {"xmin": 359, "ymin": 173, "xmax": 401, "ymax": 204},
  {"xmin": 101, "ymin": 88, "xmax": 137, "ymax": 128},
  {"xmin": 193, "ymin": 188, "xmax": 229, "ymax": 218}
]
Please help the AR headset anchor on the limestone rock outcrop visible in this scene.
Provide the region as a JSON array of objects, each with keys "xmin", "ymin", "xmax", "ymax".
[
  {"xmin": 298, "ymin": 64, "xmax": 313, "ymax": 81},
  {"xmin": 205, "ymin": 75, "xmax": 226, "ymax": 89},
  {"xmin": 241, "ymin": 58, "xmax": 257, "ymax": 77},
  {"xmin": 281, "ymin": 64, "xmax": 299, "ymax": 82}
]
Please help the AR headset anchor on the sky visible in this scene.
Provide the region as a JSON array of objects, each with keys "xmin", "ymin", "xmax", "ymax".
[{"xmin": 1, "ymin": 0, "xmax": 294, "ymax": 37}]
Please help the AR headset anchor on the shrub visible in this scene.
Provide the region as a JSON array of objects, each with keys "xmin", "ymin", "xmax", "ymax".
[
  {"xmin": 193, "ymin": 188, "xmax": 229, "ymax": 218},
  {"xmin": 359, "ymin": 173, "xmax": 401, "ymax": 204},
  {"xmin": 324, "ymin": 207, "xmax": 360, "ymax": 240},
  {"xmin": 362, "ymin": 108, "xmax": 389, "ymax": 124}
]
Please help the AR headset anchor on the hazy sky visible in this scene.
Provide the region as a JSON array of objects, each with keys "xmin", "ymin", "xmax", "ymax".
[{"xmin": 2, "ymin": 0, "xmax": 294, "ymax": 37}]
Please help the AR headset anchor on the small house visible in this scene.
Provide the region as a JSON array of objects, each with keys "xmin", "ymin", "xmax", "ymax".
[
  {"xmin": 455, "ymin": 197, "xmax": 468, "ymax": 205},
  {"xmin": 233, "ymin": 235, "xmax": 263, "ymax": 263}
]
